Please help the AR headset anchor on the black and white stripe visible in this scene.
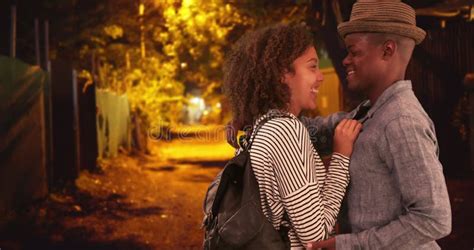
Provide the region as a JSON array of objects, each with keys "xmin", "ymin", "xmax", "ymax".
[{"xmin": 249, "ymin": 113, "xmax": 350, "ymax": 249}]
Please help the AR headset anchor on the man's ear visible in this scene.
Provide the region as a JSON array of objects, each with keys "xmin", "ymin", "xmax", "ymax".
[{"xmin": 382, "ymin": 40, "xmax": 396, "ymax": 59}]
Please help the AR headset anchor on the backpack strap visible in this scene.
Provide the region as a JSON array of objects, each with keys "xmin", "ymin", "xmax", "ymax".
[
  {"xmin": 209, "ymin": 110, "xmax": 292, "ymax": 219},
  {"xmin": 246, "ymin": 110, "xmax": 293, "ymax": 242},
  {"xmin": 245, "ymin": 110, "xmax": 293, "ymax": 150}
]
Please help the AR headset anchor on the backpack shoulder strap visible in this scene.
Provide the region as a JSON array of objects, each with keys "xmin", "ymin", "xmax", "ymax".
[
  {"xmin": 246, "ymin": 110, "xmax": 293, "ymax": 150},
  {"xmin": 208, "ymin": 110, "xmax": 292, "ymax": 219}
]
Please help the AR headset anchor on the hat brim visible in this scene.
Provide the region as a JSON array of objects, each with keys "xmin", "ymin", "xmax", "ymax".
[{"xmin": 338, "ymin": 20, "xmax": 426, "ymax": 44}]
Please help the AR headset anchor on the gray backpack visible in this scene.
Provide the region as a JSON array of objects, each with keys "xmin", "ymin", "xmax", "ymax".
[{"xmin": 202, "ymin": 114, "xmax": 290, "ymax": 249}]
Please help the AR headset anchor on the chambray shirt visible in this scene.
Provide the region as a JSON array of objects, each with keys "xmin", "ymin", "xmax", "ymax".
[{"xmin": 301, "ymin": 80, "xmax": 452, "ymax": 249}]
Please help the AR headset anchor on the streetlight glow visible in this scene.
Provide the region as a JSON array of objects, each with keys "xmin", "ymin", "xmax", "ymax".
[{"xmin": 139, "ymin": 3, "xmax": 145, "ymax": 16}]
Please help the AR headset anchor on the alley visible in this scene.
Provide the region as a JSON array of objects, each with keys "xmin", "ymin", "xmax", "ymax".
[
  {"xmin": 0, "ymin": 126, "xmax": 234, "ymax": 250},
  {"xmin": 1, "ymin": 1, "xmax": 473, "ymax": 249}
]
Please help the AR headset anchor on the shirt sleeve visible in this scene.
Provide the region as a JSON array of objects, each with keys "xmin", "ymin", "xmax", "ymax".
[
  {"xmin": 336, "ymin": 115, "xmax": 451, "ymax": 249},
  {"xmin": 265, "ymin": 118, "xmax": 350, "ymax": 245}
]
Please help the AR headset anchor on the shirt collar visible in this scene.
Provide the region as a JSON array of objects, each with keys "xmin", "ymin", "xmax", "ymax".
[{"xmin": 355, "ymin": 80, "xmax": 413, "ymax": 120}]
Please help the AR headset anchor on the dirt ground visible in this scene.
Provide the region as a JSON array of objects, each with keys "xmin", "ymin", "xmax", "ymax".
[
  {"xmin": 0, "ymin": 126, "xmax": 233, "ymax": 250},
  {"xmin": 0, "ymin": 127, "xmax": 473, "ymax": 249}
]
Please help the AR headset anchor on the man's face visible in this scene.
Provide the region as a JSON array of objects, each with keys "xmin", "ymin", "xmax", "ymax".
[{"xmin": 343, "ymin": 33, "xmax": 385, "ymax": 94}]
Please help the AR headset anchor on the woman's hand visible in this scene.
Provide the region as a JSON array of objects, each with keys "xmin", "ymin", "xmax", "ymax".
[{"xmin": 333, "ymin": 119, "xmax": 362, "ymax": 157}]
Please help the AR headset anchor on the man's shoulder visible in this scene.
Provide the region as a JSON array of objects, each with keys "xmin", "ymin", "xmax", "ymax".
[{"xmin": 379, "ymin": 92, "xmax": 429, "ymax": 122}]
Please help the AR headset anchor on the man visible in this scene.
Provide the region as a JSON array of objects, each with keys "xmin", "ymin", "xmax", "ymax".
[{"xmin": 303, "ymin": 1, "xmax": 452, "ymax": 249}]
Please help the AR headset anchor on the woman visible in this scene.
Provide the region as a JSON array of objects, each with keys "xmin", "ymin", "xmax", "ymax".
[{"xmin": 223, "ymin": 24, "xmax": 361, "ymax": 249}]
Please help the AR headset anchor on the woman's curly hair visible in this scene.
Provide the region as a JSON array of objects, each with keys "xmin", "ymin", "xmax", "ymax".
[{"xmin": 223, "ymin": 23, "xmax": 314, "ymax": 128}]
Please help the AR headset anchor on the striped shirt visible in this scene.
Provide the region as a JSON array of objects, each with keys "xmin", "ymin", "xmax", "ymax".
[{"xmin": 248, "ymin": 111, "xmax": 350, "ymax": 249}]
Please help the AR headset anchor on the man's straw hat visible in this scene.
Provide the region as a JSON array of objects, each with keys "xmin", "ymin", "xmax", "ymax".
[{"xmin": 337, "ymin": 0, "xmax": 426, "ymax": 44}]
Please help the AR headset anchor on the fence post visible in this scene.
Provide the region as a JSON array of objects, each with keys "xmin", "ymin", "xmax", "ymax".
[
  {"xmin": 44, "ymin": 20, "xmax": 50, "ymax": 70},
  {"xmin": 35, "ymin": 18, "xmax": 41, "ymax": 66},
  {"xmin": 10, "ymin": 5, "xmax": 16, "ymax": 58},
  {"xmin": 72, "ymin": 69, "xmax": 81, "ymax": 174}
]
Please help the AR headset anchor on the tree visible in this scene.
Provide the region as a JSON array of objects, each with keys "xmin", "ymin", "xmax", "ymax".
[
  {"xmin": 40, "ymin": 0, "xmax": 312, "ymax": 128},
  {"xmin": 69, "ymin": 0, "xmax": 255, "ymax": 129}
]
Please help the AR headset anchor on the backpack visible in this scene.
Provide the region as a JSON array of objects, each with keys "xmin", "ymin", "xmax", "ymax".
[{"xmin": 202, "ymin": 112, "xmax": 290, "ymax": 250}]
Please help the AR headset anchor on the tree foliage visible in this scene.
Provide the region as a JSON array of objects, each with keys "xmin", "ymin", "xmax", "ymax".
[
  {"xmin": 46, "ymin": 0, "xmax": 311, "ymax": 127},
  {"xmin": 72, "ymin": 0, "xmax": 256, "ymax": 127}
]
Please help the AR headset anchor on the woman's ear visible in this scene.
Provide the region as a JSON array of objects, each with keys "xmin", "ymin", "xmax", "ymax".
[
  {"xmin": 281, "ymin": 69, "xmax": 292, "ymax": 85},
  {"xmin": 281, "ymin": 74, "xmax": 288, "ymax": 85}
]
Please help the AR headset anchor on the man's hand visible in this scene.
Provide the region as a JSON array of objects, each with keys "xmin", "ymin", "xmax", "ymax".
[{"xmin": 306, "ymin": 237, "xmax": 335, "ymax": 250}]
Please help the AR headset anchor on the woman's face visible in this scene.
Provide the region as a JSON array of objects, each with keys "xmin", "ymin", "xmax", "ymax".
[{"xmin": 283, "ymin": 46, "xmax": 324, "ymax": 116}]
